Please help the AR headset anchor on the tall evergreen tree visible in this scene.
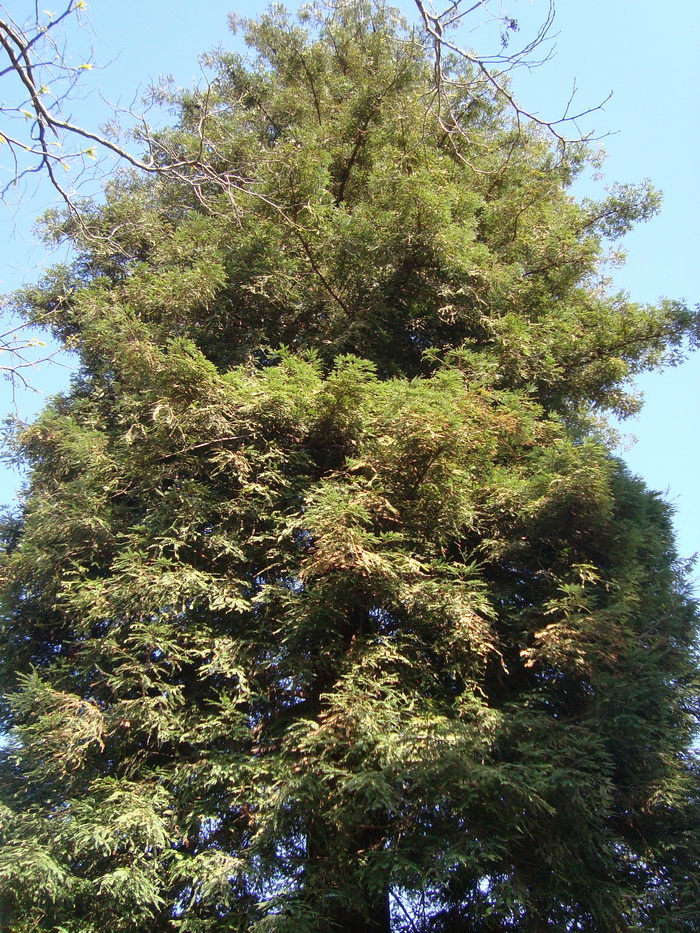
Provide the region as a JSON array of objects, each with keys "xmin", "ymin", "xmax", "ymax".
[{"xmin": 1, "ymin": 3, "xmax": 699, "ymax": 930}]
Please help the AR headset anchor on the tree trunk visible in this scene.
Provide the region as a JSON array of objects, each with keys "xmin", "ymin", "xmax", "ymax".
[
  {"xmin": 328, "ymin": 888, "xmax": 391, "ymax": 933},
  {"xmin": 306, "ymin": 815, "xmax": 392, "ymax": 933}
]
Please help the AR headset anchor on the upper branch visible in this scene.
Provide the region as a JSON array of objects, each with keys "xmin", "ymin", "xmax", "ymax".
[{"xmin": 413, "ymin": 0, "xmax": 609, "ymax": 145}]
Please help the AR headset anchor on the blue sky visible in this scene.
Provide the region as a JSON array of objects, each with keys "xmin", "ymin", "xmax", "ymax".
[{"xmin": 1, "ymin": 0, "xmax": 699, "ymax": 564}]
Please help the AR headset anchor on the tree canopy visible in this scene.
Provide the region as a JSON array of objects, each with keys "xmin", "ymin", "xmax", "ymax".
[{"xmin": 1, "ymin": 3, "xmax": 699, "ymax": 931}]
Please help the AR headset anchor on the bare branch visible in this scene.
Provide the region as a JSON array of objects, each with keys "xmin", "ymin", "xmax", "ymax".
[
  {"xmin": 0, "ymin": 317, "xmax": 66, "ymax": 404},
  {"xmin": 413, "ymin": 0, "xmax": 609, "ymax": 146}
]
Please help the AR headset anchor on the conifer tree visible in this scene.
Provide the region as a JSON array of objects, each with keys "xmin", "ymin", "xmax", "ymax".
[{"xmin": 1, "ymin": 3, "xmax": 699, "ymax": 931}]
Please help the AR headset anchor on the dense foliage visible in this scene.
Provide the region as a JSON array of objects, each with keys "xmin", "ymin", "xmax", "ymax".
[{"xmin": 1, "ymin": 3, "xmax": 699, "ymax": 930}]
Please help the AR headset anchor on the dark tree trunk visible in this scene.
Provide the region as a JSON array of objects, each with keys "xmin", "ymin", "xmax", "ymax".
[
  {"xmin": 306, "ymin": 815, "xmax": 392, "ymax": 933},
  {"xmin": 328, "ymin": 888, "xmax": 391, "ymax": 933}
]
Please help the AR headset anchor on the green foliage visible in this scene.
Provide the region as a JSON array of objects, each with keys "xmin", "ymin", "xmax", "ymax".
[{"xmin": 1, "ymin": 2, "xmax": 699, "ymax": 931}]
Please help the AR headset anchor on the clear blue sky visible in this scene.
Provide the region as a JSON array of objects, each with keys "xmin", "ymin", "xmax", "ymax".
[{"xmin": 1, "ymin": 0, "xmax": 699, "ymax": 565}]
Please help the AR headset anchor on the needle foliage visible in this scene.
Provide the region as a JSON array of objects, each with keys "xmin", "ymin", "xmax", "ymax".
[{"xmin": 1, "ymin": 3, "xmax": 699, "ymax": 931}]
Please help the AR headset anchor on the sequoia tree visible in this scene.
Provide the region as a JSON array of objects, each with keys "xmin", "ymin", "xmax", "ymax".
[{"xmin": 1, "ymin": 3, "xmax": 699, "ymax": 931}]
